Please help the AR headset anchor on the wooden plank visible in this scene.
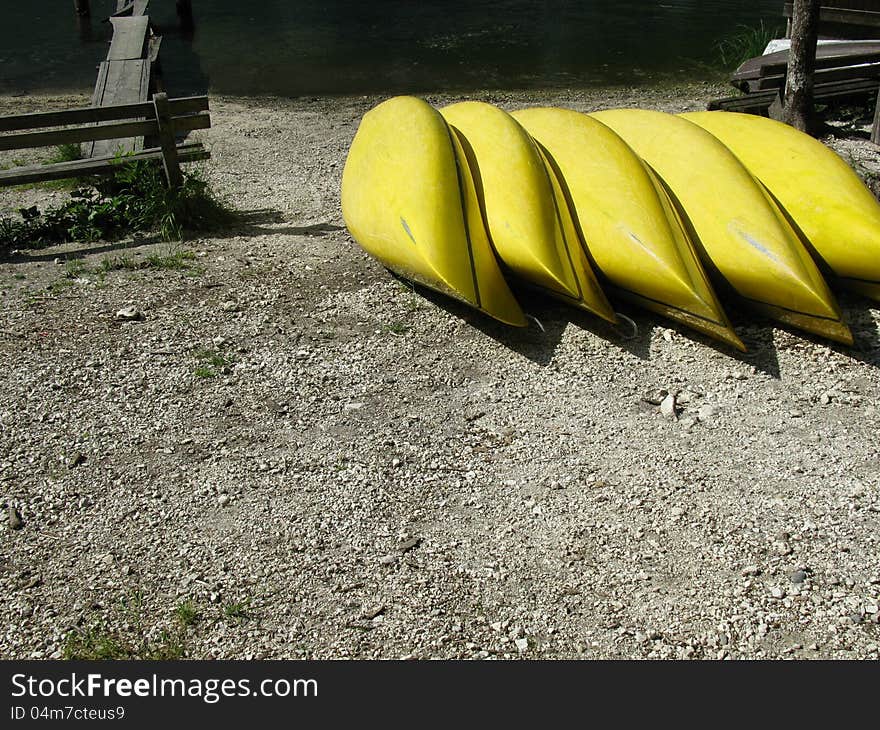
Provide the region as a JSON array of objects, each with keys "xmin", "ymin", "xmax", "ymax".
[
  {"xmin": 0, "ymin": 144, "xmax": 206, "ymax": 186},
  {"xmin": 0, "ymin": 111, "xmax": 210, "ymax": 153},
  {"xmin": 90, "ymin": 59, "xmax": 151, "ymax": 156},
  {"xmin": 112, "ymin": 0, "xmax": 149, "ymax": 17},
  {"xmin": 733, "ymin": 42, "xmax": 880, "ymax": 83},
  {"xmin": 708, "ymin": 78, "xmax": 880, "ymax": 112},
  {"xmin": 0, "ymin": 144, "xmax": 208, "ymax": 187},
  {"xmin": 753, "ymin": 61, "xmax": 880, "ymax": 91},
  {"xmin": 153, "ymin": 92, "xmax": 182, "ymax": 188},
  {"xmin": 0, "ymin": 120, "xmax": 159, "ymax": 152},
  {"xmin": 106, "ymin": 16, "xmax": 150, "ymax": 61},
  {"xmin": 0, "ymin": 97, "xmax": 209, "ymax": 133},
  {"xmin": 783, "ymin": 3, "xmax": 880, "ymax": 27},
  {"xmin": 872, "ymin": 89, "xmax": 880, "ymax": 143},
  {"xmin": 148, "ymin": 35, "xmax": 163, "ymax": 63}
]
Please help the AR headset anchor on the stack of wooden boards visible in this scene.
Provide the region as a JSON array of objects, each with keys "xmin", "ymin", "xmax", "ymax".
[
  {"xmin": 710, "ymin": 40, "xmax": 880, "ymax": 116},
  {"xmin": 341, "ymin": 97, "xmax": 880, "ymax": 351}
]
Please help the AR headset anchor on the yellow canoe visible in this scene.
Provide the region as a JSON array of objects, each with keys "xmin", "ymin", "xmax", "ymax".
[
  {"xmin": 341, "ymin": 96, "xmax": 527, "ymax": 327},
  {"xmin": 682, "ymin": 110, "xmax": 880, "ymax": 302},
  {"xmin": 593, "ymin": 109, "xmax": 851, "ymax": 344},
  {"xmin": 512, "ymin": 107, "xmax": 744, "ymax": 351},
  {"xmin": 440, "ymin": 101, "xmax": 616, "ymax": 323}
]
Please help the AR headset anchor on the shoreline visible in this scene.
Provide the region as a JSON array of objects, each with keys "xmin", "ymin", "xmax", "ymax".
[{"xmin": 1, "ymin": 83, "xmax": 879, "ymax": 660}]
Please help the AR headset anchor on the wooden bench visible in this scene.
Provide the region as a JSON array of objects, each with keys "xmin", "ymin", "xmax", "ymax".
[
  {"xmin": 0, "ymin": 93, "xmax": 210, "ymax": 189},
  {"xmin": 708, "ymin": 77, "xmax": 880, "ymax": 113},
  {"xmin": 783, "ymin": 2, "xmax": 880, "ymax": 36}
]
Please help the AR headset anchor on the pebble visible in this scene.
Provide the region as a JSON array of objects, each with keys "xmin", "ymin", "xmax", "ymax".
[
  {"xmin": 771, "ymin": 587, "xmax": 785, "ymax": 599},
  {"xmin": 660, "ymin": 393, "xmax": 678, "ymax": 419},
  {"xmin": 514, "ymin": 637, "xmax": 529, "ymax": 653},
  {"xmin": 789, "ymin": 569, "xmax": 808, "ymax": 584},
  {"xmin": 220, "ymin": 300, "xmax": 240, "ymax": 312},
  {"xmin": 642, "ymin": 389, "xmax": 668, "ymax": 406},
  {"xmin": 217, "ymin": 495, "xmax": 230, "ymax": 507},
  {"xmin": 362, "ymin": 604, "xmax": 385, "ymax": 620},
  {"xmin": 115, "ymin": 305, "xmax": 142, "ymax": 321},
  {"xmin": 378, "ymin": 554, "xmax": 397, "ymax": 566},
  {"xmin": 698, "ymin": 404, "xmax": 719, "ymax": 421},
  {"xmin": 741, "ymin": 565, "xmax": 762, "ymax": 577},
  {"xmin": 7, "ymin": 506, "xmax": 23, "ymax": 531}
]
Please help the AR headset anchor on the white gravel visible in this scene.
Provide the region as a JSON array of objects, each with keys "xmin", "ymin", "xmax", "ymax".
[{"xmin": 1, "ymin": 83, "xmax": 879, "ymax": 660}]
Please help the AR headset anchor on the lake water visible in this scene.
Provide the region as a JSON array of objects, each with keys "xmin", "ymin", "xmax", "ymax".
[{"xmin": 1, "ymin": 1, "xmax": 782, "ymax": 96}]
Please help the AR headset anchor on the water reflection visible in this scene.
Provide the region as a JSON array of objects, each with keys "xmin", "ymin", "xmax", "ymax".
[{"xmin": 0, "ymin": 0, "xmax": 782, "ymax": 96}]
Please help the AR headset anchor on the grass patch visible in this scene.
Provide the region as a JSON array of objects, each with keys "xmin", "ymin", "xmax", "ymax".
[
  {"xmin": 1, "ymin": 160, "xmax": 236, "ymax": 252},
  {"xmin": 193, "ymin": 347, "xmax": 232, "ymax": 379},
  {"xmin": 64, "ymin": 258, "xmax": 88, "ymax": 279},
  {"xmin": 383, "ymin": 322, "xmax": 409, "ymax": 335},
  {"xmin": 99, "ymin": 253, "xmax": 139, "ymax": 272},
  {"xmin": 175, "ymin": 601, "xmax": 201, "ymax": 627},
  {"xmin": 46, "ymin": 144, "xmax": 82, "ymax": 165},
  {"xmin": 715, "ymin": 20, "xmax": 784, "ymax": 71},
  {"xmin": 145, "ymin": 249, "xmax": 196, "ymax": 270},
  {"xmin": 62, "ymin": 590, "xmax": 198, "ymax": 660},
  {"xmin": 223, "ymin": 601, "xmax": 251, "ymax": 622}
]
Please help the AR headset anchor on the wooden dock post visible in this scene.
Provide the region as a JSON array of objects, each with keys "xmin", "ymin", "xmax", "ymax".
[
  {"xmin": 153, "ymin": 92, "xmax": 183, "ymax": 189},
  {"xmin": 176, "ymin": 0, "xmax": 195, "ymax": 36},
  {"xmin": 871, "ymin": 89, "xmax": 880, "ymax": 145},
  {"xmin": 73, "ymin": 0, "xmax": 90, "ymax": 16}
]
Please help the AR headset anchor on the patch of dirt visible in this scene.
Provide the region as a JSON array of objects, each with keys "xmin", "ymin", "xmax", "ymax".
[{"xmin": 0, "ymin": 85, "xmax": 878, "ymax": 660}]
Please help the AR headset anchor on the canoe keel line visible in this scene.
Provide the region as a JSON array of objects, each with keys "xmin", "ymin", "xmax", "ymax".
[{"xmin": 341, "ymin": 97, "xmax": 880, "ymax": 350}]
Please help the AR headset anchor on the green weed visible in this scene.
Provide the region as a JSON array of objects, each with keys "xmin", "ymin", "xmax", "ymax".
[
  {"xmin": 1, "ymin": 161, "xmax": 236, "ymax": 252},
  {"xmin": 715, "ymin": 20, "xmax": 784, "ymax": 70}
]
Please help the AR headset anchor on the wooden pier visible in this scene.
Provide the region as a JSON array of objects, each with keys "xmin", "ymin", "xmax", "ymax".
[{"xmin": 0, "ymin": 0, "xmax": 210, "ymax": 189}]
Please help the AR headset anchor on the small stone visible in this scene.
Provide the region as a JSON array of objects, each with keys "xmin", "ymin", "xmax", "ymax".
[
  {"xmin": 789, "ymin": 569, "xmax": 808, "ymax": 584},
  {"xmin": 698, "ymin": 404, "xmax": 719, "ymax": 421},
  {"xmin": 660, "ymin": 393, "xmax": 678, "ymax": 419},
  {"xmin": 514, "ymin": 637, "xmax": 529, "ymax": 653},
  {"xmin": 642, "ymin": 389, "xmax": 668, "ymax": 406},
  {"xmin": 115, "ymin": 305, "xmax": 142, "ymax": 321},
  {"xmin": 378, "ymin": 554, "xmax": 397, "ymax": 566},
  {"xmin": 399, "ymin": 537, "xmax": 422, "ymax": 553},
  {"xmin": 217, "ymin": 495, "xmax": 230, "ymax": 507},
  {"xmin": 771, "ymin": 586, "xmax": 785, "ymax": 599},
  {"xmin": 774, "ymin": 541, "xmax": 793, "ymax": 556},
  {"xmin": 819, "ymin": 392, "xmax": 832, "ymax": 406},
  {"xmin": 212, "ymin": 336, "xmax": 229, "ymax": 348},
  {"xmin": 849, "ymin": 613, "xmax": 864, "ymax": 625},
  {"xmin": 7, "ymin": 506, "xmax": 23, "ymax": 530},
  {"xmin": 391, "ymin": 458, "xmax": 402, "ymax": 468},
  {"xmin": 741, "ymin": 565, "xmax": 762, "ymax": 577},
  {"xmin": 790, "ymin": 409, "xmax": 804, "ymax": 418},
  {"xmin": 679, "ymin": 416, "xmax": 698, "ymax": 430},
  {"xmin": 362, "ymin": 604, "xmax": 385, "ymax": 620},
  {"xmin": 17, "ymin": 574, "xmax": 42, "ymax": 591},
  {"xmin": 69, "ymin": 452, "xmax": 86, "ymax": 468},
  {"xmin": 220, "ymin": 300, "xmax": 239, "ymax": 312}
]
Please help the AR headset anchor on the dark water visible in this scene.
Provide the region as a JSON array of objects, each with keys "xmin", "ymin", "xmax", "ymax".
[{"xmin": 1, "ymin": 1, "xmax": 782, "ymax": 97}]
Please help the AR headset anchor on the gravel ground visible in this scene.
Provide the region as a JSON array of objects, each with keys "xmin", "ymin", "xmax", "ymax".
[{"xmin": 1, "ymin": 83, "xmax": 879, "ymax": 660}]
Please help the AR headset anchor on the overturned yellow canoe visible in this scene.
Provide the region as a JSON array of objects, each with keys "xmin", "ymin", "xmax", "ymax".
[
  {"xmin": 593, "ymin": 109, "xmax": 851, "ymax": 344},
  {"xmin": 512, "ymin": 106, "xmax": 744, "ymax": 351},
  {"xmin": 682, "ymin": 110, "xmax": 880, "ymax": 302},
  {"xmin": 341, "ymin": 96, "xmax": 527, "ymax": 327},
  {"xmin": 440, "ymin": 101, "xmax": 616, "ymax": 323}
]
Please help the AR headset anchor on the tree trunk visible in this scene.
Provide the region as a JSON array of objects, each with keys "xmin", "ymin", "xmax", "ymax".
[{"xmin": 783, "ymin": 0, "xmax": 821, "ymax": 134}]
